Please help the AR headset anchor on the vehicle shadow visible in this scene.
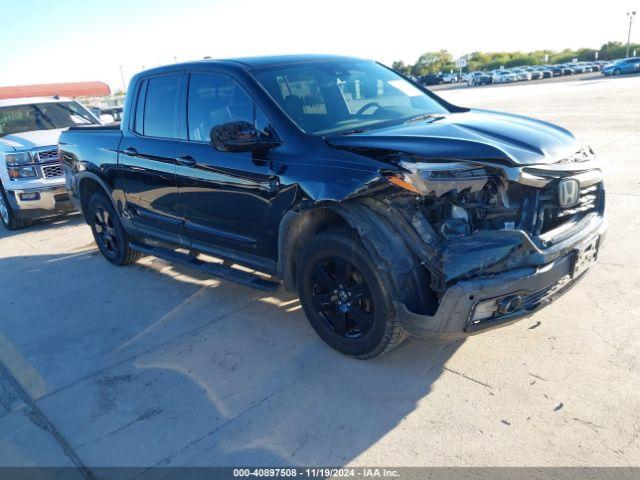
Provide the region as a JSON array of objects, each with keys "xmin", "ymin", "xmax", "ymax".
[
  {"xmin": 0, "ymin": 212, "xmax": 83, "ymax": 240},
  {"xmin": 0, "ymin": 250, "xmax": 464, "ymax": 473}
]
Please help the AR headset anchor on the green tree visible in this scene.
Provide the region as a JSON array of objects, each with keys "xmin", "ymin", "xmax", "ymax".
[
  {"xmin": 410, "ymin": 50, "xmax": 454, "ymax": 76},
  {"xmin": 390, "ymin": 40, "xmax": 640, "ymax": 77},
  {"xmin": 391, "ymin": 60, "xmax": 411, "ymax": 75}
]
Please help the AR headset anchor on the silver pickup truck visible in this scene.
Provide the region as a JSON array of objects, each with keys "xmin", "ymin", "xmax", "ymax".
[{"xmin": 0, "ymin": 96, "xmax": 99, "ymax": 229}]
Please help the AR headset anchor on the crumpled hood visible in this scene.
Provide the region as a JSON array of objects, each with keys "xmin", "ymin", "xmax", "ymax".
[
  {"xmin": 0, "ymin": 128, "xmax": 65, "ymax": 152},
  {"xmin": 326, "ymin": 109, "xmax": 581, "ymax": 166}
]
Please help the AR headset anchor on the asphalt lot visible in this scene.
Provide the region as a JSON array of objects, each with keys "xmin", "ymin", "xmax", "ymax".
[{"xmin": 0, "ymin": 73, "xmax": 639, "ymax": 474}]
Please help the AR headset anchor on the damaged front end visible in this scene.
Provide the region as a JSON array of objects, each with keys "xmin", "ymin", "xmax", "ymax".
[{"xmin": 368, "ymin": 151, "xmax": 606, "ymax": 338}]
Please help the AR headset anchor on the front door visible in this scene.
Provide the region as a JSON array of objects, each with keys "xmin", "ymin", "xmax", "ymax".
[{"xmin": 175, "ymin": 73, "xmax": 280, "ymax": 258}]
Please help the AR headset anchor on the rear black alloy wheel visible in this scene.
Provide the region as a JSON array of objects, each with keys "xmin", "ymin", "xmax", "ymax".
[
  {"xmin": 297, "ymin": 229, "xmax": 407, "ymax": 359},
  {"xmin": 93, "ymin": 207, "xmax": 118, "ymax": 256},
  {"xmin": 310, "ymin": 257, "xmax": 374, "ymax": 339},
  {"xmin": 87, "ymin": 192, "xmax": 142, "ymax": 266}
]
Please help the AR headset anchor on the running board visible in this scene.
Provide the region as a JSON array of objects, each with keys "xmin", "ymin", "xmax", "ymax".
[{"xmin": 130, "ymin": 243, "xmax": 281, "ymax": 292}]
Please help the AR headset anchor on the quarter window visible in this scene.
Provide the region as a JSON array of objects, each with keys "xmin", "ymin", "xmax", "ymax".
[{"xmin": 132, "ymin": 79, "xmax": 147, "ymax": 135}]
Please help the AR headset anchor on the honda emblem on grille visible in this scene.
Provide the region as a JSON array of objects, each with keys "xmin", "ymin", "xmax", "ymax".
[{"xmin": 558, "ymin": 179, "xmax": 580, "ymax": 207}]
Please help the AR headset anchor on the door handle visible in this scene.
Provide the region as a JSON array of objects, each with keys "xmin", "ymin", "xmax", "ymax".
[
  {"xmin": 124, "ymin": 147, "xmax": 138, "ymax": 156},
  {"xmin": 176, "ymin": 155, "xmax": 197, "ymax": 167}
]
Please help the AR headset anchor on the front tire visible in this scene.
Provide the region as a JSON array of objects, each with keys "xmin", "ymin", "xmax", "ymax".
[
  {"xmin": 87, "ymin": 191, "xmax": 142, "ymax": 266},
  {"xmin": 297, "ymin": 229, "xmax": 407, "ymax": 359},
  {"xmin": 613, "ymin": 68, "xmax": 621, "ymax": 76},
  {"xmin": 0, "ymin": 184, "xmax": 31, "ymax": 231}
]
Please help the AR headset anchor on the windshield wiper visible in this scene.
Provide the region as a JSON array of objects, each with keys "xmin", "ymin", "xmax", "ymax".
[
  {"xmin": 404, "ymin": 113, "xmax": 443, "ymax": 125},
  {"xmin": 332, "ymin": 127, "xmax": 370, "ymax": 136}
]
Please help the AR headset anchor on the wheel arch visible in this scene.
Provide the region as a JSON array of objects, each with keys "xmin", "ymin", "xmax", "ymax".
[
  {"xmin": 277, "ymin": 200, "xmax": 437, "ymax": 315},
  {"xmin": 75, "ymin": 171, "xmax": 116, "ymax": 221}
]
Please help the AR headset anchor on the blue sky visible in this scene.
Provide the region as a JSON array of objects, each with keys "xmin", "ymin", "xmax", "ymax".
[{"xmin": 1, "ymin": 0, "xmax": 637, "ymax": 91}]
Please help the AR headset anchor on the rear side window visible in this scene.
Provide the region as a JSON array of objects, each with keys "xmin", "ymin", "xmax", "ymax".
[
  {"xmin": 143, "ymin": 75, "xmax": 180, "ymax": 138},
  {"xmin": 133, "ymin": 79, "xmax": 147, "ymax": 134}
]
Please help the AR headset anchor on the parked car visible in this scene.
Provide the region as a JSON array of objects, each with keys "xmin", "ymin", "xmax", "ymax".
[
  {"xmin": 440, "ymin": 72, "xmax": 459, "ymax": 83},
  {"xmin": 420, "ymin": 74, "xmax": 442, "ymax": 86},
  {"xmin": 533, "ymin": 66, "xmax": 553, "ymax": 78},
  {"xmin": 546, "ymin": 66, "xmax": 563, "ymax": 77},
  {"xmin": 602, "ymin": 57, "xmax": 640, "ymax": 75},
  {"xmin": 556, "ymin": 65, "xmax": 575, "ymax": 75},
  {"xmin": 510, "ymin": 68, "xmax": 531, "ymax": 81},
  {"xmin": 466, "ymin": 71, "xmax": 492, "ymax": 86},
  {"xmin": 569, "ymin": 63, "xmax": 586, "ymax": 74},
  {"xmin": 524, "ymin": 67, "xmax": 543, "ymax": 80},
  {"xmin": 492, "ymin": 70, "xmax": 518, "ymax": 83},
  {"xmin": 89, "ymin": 105, "xmax": 124, "ymax": 124},
  {"xmin": 60, "ymin": 55, "xmax": 606, "ymax": 358},
  {"xmin": 0, "ymin": 96, "xmax": 99, "ymax": 229}
]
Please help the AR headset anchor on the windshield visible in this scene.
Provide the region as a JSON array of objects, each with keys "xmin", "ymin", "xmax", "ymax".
[
  {"xmin": 0, "ymin": 101, "xmax": 97, "ymax": 137},
  {"xmin": 252, "ymin": 60, "xmax": 449, "ymax": 135}
]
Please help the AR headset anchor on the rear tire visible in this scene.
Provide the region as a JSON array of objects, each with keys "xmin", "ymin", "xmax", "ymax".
[
  {"xmin": 87, "ymin": 191, "xmax": 142, "ymax": 266},
  {"xmin": 0, "ymin": 183, "xmax": 31, "ymax": 231},
  {"xmin": 297, "ymin": 228, "xmax": 407, "ymax": 359}
]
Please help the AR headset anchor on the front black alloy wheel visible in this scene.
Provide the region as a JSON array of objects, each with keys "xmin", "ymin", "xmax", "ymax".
[
  {"xmin": 310, "ymin": 257, "xmax": 374, "ymax": 339},
  {"xmin": 297, "ymin": 228, "xmax": 407, "ymax": 359}
]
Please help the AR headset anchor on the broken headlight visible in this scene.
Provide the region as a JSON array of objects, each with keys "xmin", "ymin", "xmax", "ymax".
[
  {"xmin": 385, "ymin": 161, "xmax": 520, "ymax": 238},
  {"xmin": 385, "ymin": 162, "xmax": 489, "ymax": 197}
]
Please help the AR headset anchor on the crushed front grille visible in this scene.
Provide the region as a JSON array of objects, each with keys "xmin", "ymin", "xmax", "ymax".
[{"xmin": 538, "ymin": 181, "xmax": 603, "ymax": 234}]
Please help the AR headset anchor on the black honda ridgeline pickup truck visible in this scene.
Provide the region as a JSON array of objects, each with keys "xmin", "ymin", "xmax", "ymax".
[{"xmin": 60, "ymin": 55, "xmax": 606, "ymax": 358}]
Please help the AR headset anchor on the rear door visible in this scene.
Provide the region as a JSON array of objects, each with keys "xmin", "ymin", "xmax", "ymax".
[{"xmin": 118, "ymin": 74, "xmax": 185, "ymax": 240}]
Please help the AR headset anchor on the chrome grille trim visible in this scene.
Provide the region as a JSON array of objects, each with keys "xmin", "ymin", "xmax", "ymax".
[
  {"xmin": 42, "ymin": 164, "xmax": 64, "ymax": 178},
  {"xmin": 34, "ymin": 149, "xmax": 59, "ymax": 163}
]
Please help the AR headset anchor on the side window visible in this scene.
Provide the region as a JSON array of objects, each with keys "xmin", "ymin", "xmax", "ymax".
[
  {"xmin": 143, "ymin": 75, "xmax": 180, "ymax": 139},
  {"xmin": 187, "ymin": 74, "xmax": 270, "ymax": 142},
  {"xmin": 132, "ymin": 79, "xmax": 147, "ymax": 134}
]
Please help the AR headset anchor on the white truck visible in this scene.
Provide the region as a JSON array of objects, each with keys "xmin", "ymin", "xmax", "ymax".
[{"xmin": 0, "ymin": 96, "xmax": 100, "ymax": 229}]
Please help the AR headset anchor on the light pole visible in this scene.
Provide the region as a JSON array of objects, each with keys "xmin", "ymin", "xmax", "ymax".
[
  {"xmin": 627, "ymin": 11, "xmax": 637, "ymax": 58},
  {"xmin": 118, "ymin": 65, "xmax": 126, "ymax": 94}
]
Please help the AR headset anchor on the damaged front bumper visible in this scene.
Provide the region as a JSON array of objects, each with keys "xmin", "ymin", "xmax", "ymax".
[{"xmin": 396, "ymin": 213, "xmax": 607, "ymax": 340}]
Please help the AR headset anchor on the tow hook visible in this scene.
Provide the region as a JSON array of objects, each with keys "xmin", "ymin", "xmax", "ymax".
[{"xmin": 497, "ymin": 295, "xmax": 523, "ymax": 315}]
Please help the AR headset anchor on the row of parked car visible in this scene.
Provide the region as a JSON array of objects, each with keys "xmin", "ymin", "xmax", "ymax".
[
  {"xmin": 416, "ymin": 57, "xmax": 640, "ymax": 87},
  {"xmin": 486, "ymin": 61, "xmax": 606, "ymax": 85}
]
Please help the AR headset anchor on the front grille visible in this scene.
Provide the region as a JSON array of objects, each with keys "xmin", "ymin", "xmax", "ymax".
[
  {"xmin": 538, "ymin": 181, "xmax": 603, "ymax": 234},
  {"xmin": 35, "ymin": 149, "xmax": 59, "ymax": 162},
  {"xmin": 557, "ymin": 185, "xmax": 599, "ymax": 218},
  {"xmin": 42, "ymin": 164, "xmax": 64, "ymax": 178}
]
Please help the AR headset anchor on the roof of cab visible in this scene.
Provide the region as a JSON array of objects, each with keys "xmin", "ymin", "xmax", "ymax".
[
  {"xmin": 137, "ymin": 54, "xmax": 369, "ymax": 78},
  {"xmin": 217, "ymin": 54, "xmax": 366, "ymax": 68}
]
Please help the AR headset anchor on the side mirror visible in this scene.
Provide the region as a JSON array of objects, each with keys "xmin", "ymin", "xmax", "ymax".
[{"xmin": 210, "ymin": 121, "xmax": 280, "ymax": 153}]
